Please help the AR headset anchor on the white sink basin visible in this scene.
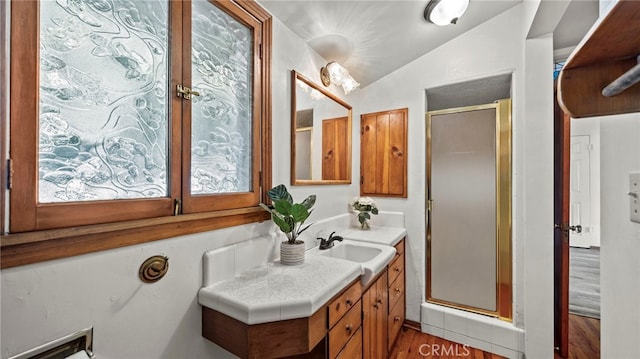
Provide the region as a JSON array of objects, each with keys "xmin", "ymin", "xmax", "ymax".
[
  {"xmin": 310, "ymin": 240, "xmax": 396, "ymax": 286},
  {"xmin": 320, "ymin": 242, "xmax": 382, "ymax": 263}
]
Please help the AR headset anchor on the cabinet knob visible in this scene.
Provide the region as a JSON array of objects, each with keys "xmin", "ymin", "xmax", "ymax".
[
  {"xmin": 394, "ymin": 316, "xmax": 401, "ymax": 322},
  {"xmin": 395, "ymin": 287, "xmax": 401, "ymax": 293},
  {"xmin": 377, "ymin": 298, "xmax": 383, "ymax": 304},
  {"xmin": 395, "ymin": 251, "xmax": 402, "ymax": 256},
  {"xmin": 346, "ymin": 299, "xmax": 352, "ymax": 306},
  {"xmin": 394, "ymin": 266, "xmax": 401, "ymax": 272},
  {"xmin": 346, "ymin": 324, "xmax": 353, "ymax": 334},
  {"xmin": 374, "ymin": 304, "xmax": 379, "ymax": 309}
]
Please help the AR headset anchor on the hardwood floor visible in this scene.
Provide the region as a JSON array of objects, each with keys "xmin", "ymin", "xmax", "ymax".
[
  {"xmin": 555, "ymin": 314, "xmax": 600, "ymax": 359},
  {"xmin": 389, "ymin": 326, "xmax": 505, "ymax": 359}
]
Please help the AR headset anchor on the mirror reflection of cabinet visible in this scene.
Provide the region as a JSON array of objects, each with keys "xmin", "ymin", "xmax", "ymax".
[
  {"xmin": 322, "ymin": 117, "xmax": 348, "ymax": 180},
  {"xmin": 360, "ymin": 108, "xmax": 408, "ymax": 197},
  {"xmin": 291, "ymin": 70, "xmax": 352, "ymax": 185}
]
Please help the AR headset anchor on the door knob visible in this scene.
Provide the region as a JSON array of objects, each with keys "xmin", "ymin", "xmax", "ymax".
[
  {"xmin": 554, "ymin": 223, "xmax": 582, "ymax": 234},
  {"xmin": 569, "ymin": 225, "xmax": 582, "ymax": 233}
]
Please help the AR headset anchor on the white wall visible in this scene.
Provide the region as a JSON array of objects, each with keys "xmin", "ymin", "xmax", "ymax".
[
  {"xmin": 348, "ymin": 2, "xmax": 555, "ymax": 357},
  {"xmin": 571, "ymin": 118, "xmax": 602, "ymax": 247},
  {"xmin": 1, "ymin": 226, "xmax": 272, "ymax": 359},
  {"xmin": 351, "ymin": 3, "xmax": 525, "ymax": 327},
  {"xmin": 0, "ymin": 15, "xmax": 359, "ymax": 359},
  {"xmin": 521, "ymin": 33, "xmax": 555, "ymax": 359},
  {"xmin": 269, "ymin": 19, "xmax": 360, "ymax": 217},
  {"xmin": 598, "ymin": 113, "xmax": 640, "ymax": 358}
]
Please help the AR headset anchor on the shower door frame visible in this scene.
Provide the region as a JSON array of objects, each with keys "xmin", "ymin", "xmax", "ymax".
[{"xmin": 425, "ymin": 99, "xmax": 513, "ymax": 321}]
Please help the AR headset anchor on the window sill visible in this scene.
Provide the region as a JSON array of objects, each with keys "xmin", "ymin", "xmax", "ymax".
[{"xmin": 0, "ymin": 207, "xmax": 270, "ymax": 269}]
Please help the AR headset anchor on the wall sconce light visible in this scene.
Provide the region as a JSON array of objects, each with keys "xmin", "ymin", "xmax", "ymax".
[
  {"xmin": 320, "ymin": 61, "xmax": 360, "ymax": 94},
  {"xmin": 424, "ymin": 0, "xmax": 469, "ymax": 26}
]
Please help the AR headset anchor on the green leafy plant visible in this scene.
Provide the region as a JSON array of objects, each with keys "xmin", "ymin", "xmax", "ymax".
[{"xmin": 259, "ymin": 184, "xmax": 316, "ymax": 244}]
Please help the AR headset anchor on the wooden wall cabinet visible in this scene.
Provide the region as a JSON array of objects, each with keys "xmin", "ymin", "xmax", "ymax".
[{"xmin": 360, "ymin": 108, "xmax": 408, "ymax": 197}]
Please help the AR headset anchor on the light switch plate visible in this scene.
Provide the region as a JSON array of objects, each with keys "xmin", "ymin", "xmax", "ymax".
[{"xmin": 630, "ymin": 172, "xmax": 640, "ymax": 224}]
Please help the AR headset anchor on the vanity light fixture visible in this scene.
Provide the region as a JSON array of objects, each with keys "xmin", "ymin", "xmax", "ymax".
[
  {"xmin": 320, "ymin": 61, "xmax": 360, "ymax": 95},
  {"xmin": 424, "ymin": 0, "xmax": 469, "ymax": 26}
]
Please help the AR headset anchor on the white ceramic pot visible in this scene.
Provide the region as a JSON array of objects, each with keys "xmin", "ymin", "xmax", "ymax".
[{"xmin": 280, "ymin": 240, "xmax": 305, "ymax": 265}]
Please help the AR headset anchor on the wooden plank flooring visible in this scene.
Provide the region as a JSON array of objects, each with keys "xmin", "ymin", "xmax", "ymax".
[
  {"xmin": 389, "ymin": 326, "xmax": 505, "ymax": 359},
  {"xmin": 385, "ymin": 314, "xmax": 598, "ymax": 359},
  {"xmin": 555, "ymin": 314, "xmax": 600, "ymax": 359}
]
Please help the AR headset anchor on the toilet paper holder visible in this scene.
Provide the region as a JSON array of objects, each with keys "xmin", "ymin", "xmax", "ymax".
[{"xmin": 8, "ymin": 327, "xmax": 94, "ymax": 359}]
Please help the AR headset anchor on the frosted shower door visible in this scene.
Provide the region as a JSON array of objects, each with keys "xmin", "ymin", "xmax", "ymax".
[{"xmin": 429, "ymin": 108, "xmax": 497, "ymax": 312}]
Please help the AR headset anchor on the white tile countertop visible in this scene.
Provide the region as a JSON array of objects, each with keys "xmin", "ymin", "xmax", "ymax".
[
  {"xmin": 198, "ymin": 253, "xmax": 362, "ymax": 325},
  {"xmin": 339, "ymin": 226, "xmax": 407, "ymax": 246},
  {"xmin": 198, "ymin": 213, "xmax": 407, "ymax": 326}
]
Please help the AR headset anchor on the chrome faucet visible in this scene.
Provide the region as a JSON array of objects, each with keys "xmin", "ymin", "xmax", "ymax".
[{"xmin": 318, "ymin": 231, "xmax": 343, "ymax": 250}]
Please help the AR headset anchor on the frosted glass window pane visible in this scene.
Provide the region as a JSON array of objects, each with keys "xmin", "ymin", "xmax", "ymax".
[
  {"xmin": 430, "ymin": 109, "xmax": 497, "ymax": 312},
  {"xmin": 38, "ymin": 0, "xmax": 169, "ymax": 203},
  {"xmin": 191, "ymin": 0, "xmax": 253, "ymax": 194}
]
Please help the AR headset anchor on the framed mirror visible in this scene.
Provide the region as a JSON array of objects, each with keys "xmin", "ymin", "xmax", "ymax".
[{"xmin": 291, "ymin": 70, "xmax": 352, "ymax": 185}]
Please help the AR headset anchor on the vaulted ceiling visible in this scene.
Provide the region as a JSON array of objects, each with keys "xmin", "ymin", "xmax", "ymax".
[{"xmin": 257, "ymin": 0, "xmax": 599, "ymax": 88}]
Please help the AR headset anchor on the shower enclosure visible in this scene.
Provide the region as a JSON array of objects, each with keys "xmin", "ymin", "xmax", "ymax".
[{"xmin": 426, "ymin": 99, "xmax": 512, "ymax": 320}]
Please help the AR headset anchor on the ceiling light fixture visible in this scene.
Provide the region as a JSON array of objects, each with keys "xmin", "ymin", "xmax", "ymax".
[
  {"xmin": 424, "ymin": 0, "xmax": 469, "ymax": 26},
  {"xmin": 320, "ymin": 61, "xmax": 360, "ymax": 95}
]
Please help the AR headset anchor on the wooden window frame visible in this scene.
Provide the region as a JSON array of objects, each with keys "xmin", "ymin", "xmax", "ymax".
[{"xmin": 0, "ymin": 0, "xmax": 272, "ymax": 269}]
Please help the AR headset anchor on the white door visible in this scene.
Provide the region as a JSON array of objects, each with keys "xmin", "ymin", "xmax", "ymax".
[{"xmin": 569, "ymin": 135, "xmax": 592, "ymax": 248}]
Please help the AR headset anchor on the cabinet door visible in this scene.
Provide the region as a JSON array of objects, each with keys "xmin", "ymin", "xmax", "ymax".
[
  {"xmin": 363, "ymin": 272, "xmax": 388, "ymax": 358},
  {"xmin": 360, "ymin": 108, "xmax": 407, "ymax": 197}
]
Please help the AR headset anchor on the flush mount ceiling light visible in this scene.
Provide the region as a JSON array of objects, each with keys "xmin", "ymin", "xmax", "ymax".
[
  {"xmin": 320, "ymin": 61, "xmax": 360, "ymax": 95},
  {"xmin": 424, "ymin": 0, "xmax": 470, "ymax": 26}
]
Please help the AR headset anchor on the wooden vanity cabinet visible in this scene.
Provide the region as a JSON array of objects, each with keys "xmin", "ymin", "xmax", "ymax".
[
  {"xmin": 387, "ymin": 239, "xmax": 406, "ymax": 350},
  {"xmin": 327, "ymin": 280, "xmax": 362, "ymax": 359},
  {"xmin": 202, "ymin": 239, "xmax": 407, "ymax": 359},
  {"xmin": 363, "ymin": 271, "xmax": 388, "ymax": 358}
]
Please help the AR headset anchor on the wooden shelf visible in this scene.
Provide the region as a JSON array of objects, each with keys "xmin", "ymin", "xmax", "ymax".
[{"xmin": 558, "ymin": 0, "xmax": 640, "ymax": 118}]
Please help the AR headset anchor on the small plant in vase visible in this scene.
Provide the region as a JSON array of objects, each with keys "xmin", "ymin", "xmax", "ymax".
[
  {"xmin": 260, "ymin": 184, "xmax": 316, "ymax": 265},
  {"xmin": 351, "ymin": 196, "xmax": 378, "ymax": 230}
]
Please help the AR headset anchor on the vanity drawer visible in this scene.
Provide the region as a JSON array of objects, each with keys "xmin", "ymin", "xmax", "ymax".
[
  {"xmin": 388, "ymin": 270, "xmax": 405, "ymax": 312},
  {"xmin": 387, "ymin": 290, "xmax": 405, "ymax": 351},
  {"xmin": 336, "ymin": 326, "xmax": 362, "ymax": 359},
  {"xmin": 388, "ymin": 241, "xmax": 405, "ymax": 287},
  {"xmin": 328, "ymin": 280, "xmax": 362, "ymax": 328},
  {"xmin": 329, "ymin": 300, "xmax": 362, "ymax": 358}
]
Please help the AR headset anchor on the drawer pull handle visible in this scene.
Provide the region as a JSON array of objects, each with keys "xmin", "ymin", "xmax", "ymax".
[
  {"xmin": 346, "ymin": 324, "xmax": 353, "ymax": 334},
  {"xmin": 394, "ymin": 266, "xmax": 401, "ymax": 272},
  {"xmin": 346, "ymin": 299, "xmax": 352, "ymax": 306},
  {"xmin": 394, "ymin": 316, "xmax": 401, "ymax": 322}
]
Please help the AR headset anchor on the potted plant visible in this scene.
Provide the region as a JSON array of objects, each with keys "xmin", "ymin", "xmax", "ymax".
[
  {"xmin": 350, "ymin": 196, "xmax": 378, "ymax": 230},
  {"xmin": 260, "ymin": 184, "xmax": 316, "ymax": 265}
]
